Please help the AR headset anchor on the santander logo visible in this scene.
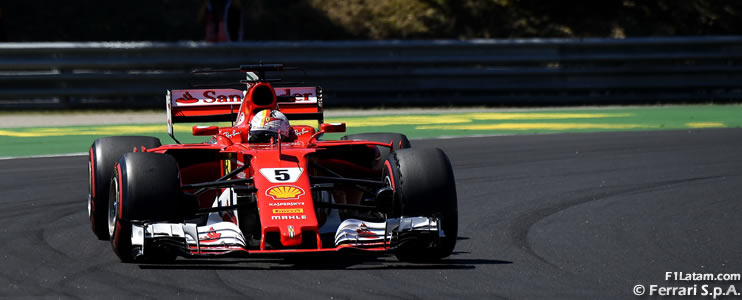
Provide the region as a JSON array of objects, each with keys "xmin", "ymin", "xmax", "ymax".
[
  {"xmin": 176, "ymin": 92, "xmax": 199, "ymax": 104},
  {"xmin": 172, "ymin": 89, "xmax": 243, "ymax": 105},
  {"xmin": 202, "ymin": 227, "xmax": 221, "ymax": 243}
]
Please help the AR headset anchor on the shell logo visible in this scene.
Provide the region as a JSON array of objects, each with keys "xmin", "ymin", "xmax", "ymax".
[{"xmin": 266, "ymin": 185, "xmax": 305, "ymax": 200}]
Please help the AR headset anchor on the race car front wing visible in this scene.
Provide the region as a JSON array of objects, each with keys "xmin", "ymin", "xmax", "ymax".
[{"xmin": 129, "ymin": 216, "xmax": 443, "ymax": 258}]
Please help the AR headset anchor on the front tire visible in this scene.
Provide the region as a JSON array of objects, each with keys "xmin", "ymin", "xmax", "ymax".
[
  {"xmin": 89, "ymin": 136, "xmax": 161, "ymax": 240},
  {"xmin": 384, "ymin": 148, "xmax": 458, "ymax": 261},
  {"xmin": 109, "ymin": 152, "xmax": 181, "ymax": 263}
]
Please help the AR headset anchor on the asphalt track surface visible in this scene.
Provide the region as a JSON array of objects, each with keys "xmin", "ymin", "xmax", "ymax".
[{"xmin": 0, "ymin": 128, "xmax": 740, "ymax": 299}]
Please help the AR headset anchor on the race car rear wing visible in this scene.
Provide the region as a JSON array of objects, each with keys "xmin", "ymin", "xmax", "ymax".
[
  {"xmin": 275, "ymin": 86, "xmax": 324, "ymax": 122},
  {"xmin": 166, "ymin": 86, "xmax": 324, "ymax": 142}
]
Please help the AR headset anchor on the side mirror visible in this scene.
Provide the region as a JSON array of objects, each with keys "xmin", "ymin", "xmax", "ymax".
[
  {"xmin": 320, "ymin": 123, "xmax": 346, "ymax": 133},
  {"xmin": 192, "ymin": 125, "xmax": 219, "ymax": 136}
]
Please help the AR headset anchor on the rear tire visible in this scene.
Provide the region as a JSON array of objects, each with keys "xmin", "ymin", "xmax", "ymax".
[
  {"xmin": 89, "ymin": 136, "xmax": 161, "ymax": 240},
  {"xmin": 340, "ymin": 132, "xmax": 411, "ymax": 169},
  {"xmin": 384, "ymin": 148, "xmax": 458, "ymax": 262},
  {"xmin": 109, "ymin": 152, "xmax": 181, "ymax": 263}
]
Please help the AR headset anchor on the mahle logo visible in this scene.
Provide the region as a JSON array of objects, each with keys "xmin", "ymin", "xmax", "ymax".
[{"xmin": 271, "ymin": 215, "xmax": 307, "ymax": 220}]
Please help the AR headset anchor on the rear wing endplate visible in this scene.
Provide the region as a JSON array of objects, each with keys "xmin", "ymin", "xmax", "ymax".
[{"xmin": 275, "ymin": 86, "xmax": 324, "ymax": 123}]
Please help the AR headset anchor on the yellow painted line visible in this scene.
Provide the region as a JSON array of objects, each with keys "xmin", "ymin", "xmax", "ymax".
[
  {"xmin": 340, "ymin": 112, "xmax": 631, "ymax": 127},
  {"xmin": 417, "ymin": 123, "xmax": 655, "ymax": 130},
  {"xmin": 0, "ymin": 124, "xmax": 192, "ymax": 137},
  {"xmin": 0, "ymin": 130, "xmax": 45, "ymax": 137},
  {"xmin": 341, "ymin": 115, "xmax": 471, "ymax": 127},
  {"xmin": 466, "ymin": 113, "xmax": 633, "ymax": 120},
  {"xmin": 0, "ymin": 112, "xmax": 638, "ymax": 137},
  {"xmin": 686, "ymin": 122, "xmax": 725, "ymax": 128}
]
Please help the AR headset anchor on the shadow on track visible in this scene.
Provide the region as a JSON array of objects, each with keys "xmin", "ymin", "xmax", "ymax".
[
  {"xmin": 139, "ymin": 256, "xmax": 511, "ymax": 271},
  {"xmin": 139, "ymin": 236, "xmax": 511, "ymax": 271}
]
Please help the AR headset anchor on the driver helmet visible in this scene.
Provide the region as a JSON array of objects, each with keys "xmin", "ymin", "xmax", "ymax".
[{"xmin": 248, "ymin": 109, "xmax": 290, "ymax": 143}]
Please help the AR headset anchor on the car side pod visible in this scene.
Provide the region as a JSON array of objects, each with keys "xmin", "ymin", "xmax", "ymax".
[
  {"xmin": 320, "ymin": 122, "xmax": 346, "ymax": 133},
  {"xmin": 192, "ymin": 125, "xmax": 219, "ymax": 136}
]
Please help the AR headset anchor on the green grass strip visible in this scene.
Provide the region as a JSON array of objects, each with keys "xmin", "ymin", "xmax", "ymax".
[{"xmin": 1, "ymin": 105, "xmax": 740, "ymax": 158}]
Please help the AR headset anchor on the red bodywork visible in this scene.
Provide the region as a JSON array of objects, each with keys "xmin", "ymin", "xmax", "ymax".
[{"xmin": 146, "ymin": 81, "xmax": 392, "ymax": 255}]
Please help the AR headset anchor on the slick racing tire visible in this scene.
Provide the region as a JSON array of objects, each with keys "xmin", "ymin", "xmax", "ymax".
[
  {"xmin": 89, "ymin": 136, "xmax": 161, "ymax": 240},
  {"xmin": 340, "ymin": 132, "xmax": 411, "ymax": 169},
  {"xmin": 384, "ymin": 148, "xmax": 458, "ymax": 262},
  {"xmin": 109, "ymin": 152, "xmax": 181, "ymax": 263}
]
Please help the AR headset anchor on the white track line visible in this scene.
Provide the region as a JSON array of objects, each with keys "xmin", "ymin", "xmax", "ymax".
[
  {"xmin": 0, "ymin": 152, "xmax": 87, "ymax": 160},
  {"xmin": 0, "ymin": 134, "xmax": 480, "ymax": 161},
  {"xmin": 0, "ymin": 129, "xmax": 657, "ymax": 161}
]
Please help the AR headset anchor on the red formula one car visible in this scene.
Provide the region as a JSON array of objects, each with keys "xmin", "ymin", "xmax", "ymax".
[{"xmin": 87, "ymin": 64, "xmax": 457, "ymax": 263}]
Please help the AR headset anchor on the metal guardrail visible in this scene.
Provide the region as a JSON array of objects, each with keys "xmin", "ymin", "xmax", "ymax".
[{"xmin": 0, "ymin": 36, "xmax": 740, "ymax": 108}]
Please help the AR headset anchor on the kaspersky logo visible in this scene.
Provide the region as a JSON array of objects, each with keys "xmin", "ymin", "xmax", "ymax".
[{"xmin": 265, "ymin": 185, "xmax": 305, "ymax": 200}]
